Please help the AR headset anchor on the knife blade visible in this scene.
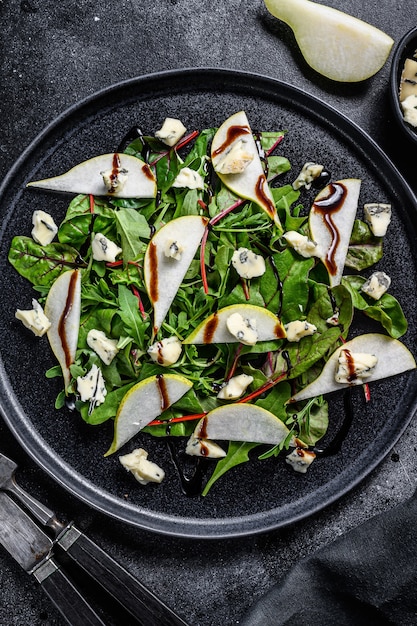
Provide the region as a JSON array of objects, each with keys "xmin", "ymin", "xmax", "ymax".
[
  {"xmin": 0, "ymin": 489, "xmax": 52, "ymax": 571},
  {"xmin": 0, "ymin": 491, "xmax": 106, "ymax": 626}
]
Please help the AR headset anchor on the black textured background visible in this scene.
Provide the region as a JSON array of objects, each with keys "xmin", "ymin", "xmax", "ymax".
[{"xmin": 0, "ymin": 1, "xmax": 417, "ymax": 624}]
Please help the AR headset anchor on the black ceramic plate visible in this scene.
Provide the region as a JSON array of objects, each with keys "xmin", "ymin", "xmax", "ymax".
[{"xmin": 1, "ymin": 69, "xmax": 417, "ymax": 539}]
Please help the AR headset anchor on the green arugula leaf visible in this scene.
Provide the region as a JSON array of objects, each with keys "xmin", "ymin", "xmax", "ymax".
[
  {"xmin": 115, "ymin": 208, "xmax": 149, "ymax": 261},
  {"xmin": 202, "ymin": 441, "xmax": 259, "ymax": 496},
  {"xmin": 288, "ymin": 396, "xmax": 329, "ymax": 446},
  {"xmin": 116, "ymin": 284, "xmax": 149, "ymax": 350},
  {"xmin": 272, "ymin": 185, "xmax": 304, "ymax": 232}
]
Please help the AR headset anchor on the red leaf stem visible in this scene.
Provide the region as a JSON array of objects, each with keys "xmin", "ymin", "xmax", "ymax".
[
  {"xmin": 105, "ymin": 259, "xmax": 142, "ymax": 269},
  {"xmin": 225, "ymin": 344, "xmax": 244, "ymax": 381},
  {"xmin": 148, "ymin": 411, "xmax": 207, "ymax": 427},
  {"xmin": 175, "ymin": 129, "xmax": 200, "ymax": 151},
  {"xmin": 237, "ymin": 372, "xmax": 287, "ymax": 404},
  {"xmin": 149, "ymin": 130, "xmax": 199, "ymax": 166},
  {"xmin": 200, "ymin": 198, "xmax": 245, "ymax": 294},
  {"xmin": 200, "ymin": 226, "xmax": 210, "ymax": 294},
  {"xmin": 241, "ymin": 279, "xmax": 250, "ymax": 301},
  {"xmin": 210, "ymin": 198, "xmax": 244, "ymax": 226},
  {"xmin": 131, "ymin": 285, "xmax": 147, "ymax": 319},
  {"xmin": 265, "ymin": 135, "xmax": 284, "ymax": 157},
  {"xmin": 89, "ymin": 194, "xmax": 95, "ymax": 213},
  {"xmin": 147, "ymin": 372, "xmax": 287, "ymax": 428}
]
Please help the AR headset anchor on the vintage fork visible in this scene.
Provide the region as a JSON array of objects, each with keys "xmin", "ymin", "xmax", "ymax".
[
  {"xmin": 0, "ymin": 450, "xmax": 189, "ymax": 626},
  {"xmin": 0, "ymin": 452, "xmax": 64, "ymax": 536}
]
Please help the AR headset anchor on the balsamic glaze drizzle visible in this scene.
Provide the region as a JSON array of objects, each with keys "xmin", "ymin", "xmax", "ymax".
[
  {"xmin": 65, "ymin": 394, "xmax": 77, "ymax": 412},
  {"xmin": 167, "ymin": 440, "xmax": 205, "ymax": 497},
  {"xmin": 116, "ymin": 125, "xmax": 143, "ymax": 153},
  {"xmin": 254, "ymin": 132, "xmax": 268, "ymax": 177},
  {"xmin": 313, "ymin": 389, "xmax": 354, "ymax": 457},
  {"xmin": 281, "ymin": 350, "xmax": 292, "ymax": 375},
  {"xmin": 311, "ymin": 169, "xmax": 331, "ymax": 190}
]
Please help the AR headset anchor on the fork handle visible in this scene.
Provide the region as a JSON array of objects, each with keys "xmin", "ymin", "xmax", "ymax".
[
  {"xmin": 57, "ymin": 525, "xmax": 189, "ymax": 626},
  {"xmin": 34, "ymin": 556, "xmax": 107, "ymax": 626}
]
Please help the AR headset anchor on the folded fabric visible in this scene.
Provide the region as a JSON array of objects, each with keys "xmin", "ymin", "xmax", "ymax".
[{"xmin": 241, "ymin": 490, "xmax": 417, "ymax": 626}]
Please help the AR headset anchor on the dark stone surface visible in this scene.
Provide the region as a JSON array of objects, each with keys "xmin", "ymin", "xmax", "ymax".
[{"xmin": 0, "ymin": 1, "xmax": 416, "ymax": 624}]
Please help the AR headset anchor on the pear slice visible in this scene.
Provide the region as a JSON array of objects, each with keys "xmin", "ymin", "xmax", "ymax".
[
  {"xmin": 309, "ymin": 179, "xmax": 361, "ymax": 287},
  {"xmin": 193, "ymin": 403, "xmax": 291, "ymax": 445},
  {"xmin": 211, "ymin": 111, "xmax": 282, "ymax": 230},
  {"xmin": 27, "ymin": 153, "xmax": 157, "ymax": 198},
  {"xmin": 144, "ymin": 215, "xmax": 208, "ymax": 335},
  {"xmin": 290, "ymin": 333, "xmax": 416, "ymax": 403},
  {"xmin": 264, "ymin": 0, "xmax": 393, "ymax": 82},
  {"xmin": 44, "ymin": 269, "xmax": 81, "ymax": 392},
  {"xmin": 106, "ymin": 373, "xmax": 193, "ymax": 455},
  {"xmin": 183, "ymin": 304, "xmax": 286, "ymax": 345}
]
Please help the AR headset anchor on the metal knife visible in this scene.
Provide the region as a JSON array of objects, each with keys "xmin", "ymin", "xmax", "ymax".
[
  {"xmin": 0, "ymin": 491, "xmax": 106, "ymax": 626},
  {"xmin": 0, "ymin": 452, "xmax": 188, "ymax": 626}
]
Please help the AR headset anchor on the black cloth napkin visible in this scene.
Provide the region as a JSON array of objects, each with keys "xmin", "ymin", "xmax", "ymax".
[{"xmin": 241, "ymin": 490, "xmax": 417, "ymax": 626}]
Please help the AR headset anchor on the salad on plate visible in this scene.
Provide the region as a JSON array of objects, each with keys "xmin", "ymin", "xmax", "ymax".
[{"xmin": 9, "ymin": 110, "xmax": 416, "ymax": 496}]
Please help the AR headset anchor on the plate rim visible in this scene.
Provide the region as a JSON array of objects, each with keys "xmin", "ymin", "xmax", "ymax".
[{"xmin": 1, "ymin": 67, "xmax": 417, "ymax": 539}]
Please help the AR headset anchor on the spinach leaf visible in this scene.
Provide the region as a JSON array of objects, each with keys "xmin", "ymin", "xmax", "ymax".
[
  {"xmin": 267, "ymin": 156, "xmax": 291, "ymax": 182},
  {"xmin": 342, "ymin": 275, "xmax": 408, "ymax": 338},
  {"xmin": 345, "ymin": 220, "xmax": 383, "ymax": 271},
  {"xmin": 281, "ymin": 326, "xmax": 343, "ymax": 380},
  {"xmin": 255, "ymin": 381, "xmax": 291, "ymax": 418},
  {"xmin": 58, "ymin": 195, "xmax": 116, "ymax": 247},
  {"xmin": 307, "ymin": 283, "xmax": 353, "ymax": 337},
  {"xmin": 183, "ymin": 128, "xmax": 215, "ymax": 164},
  {"xmin": 271, "ymin": 249, "xmax": 315, "ymax": 323}
]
